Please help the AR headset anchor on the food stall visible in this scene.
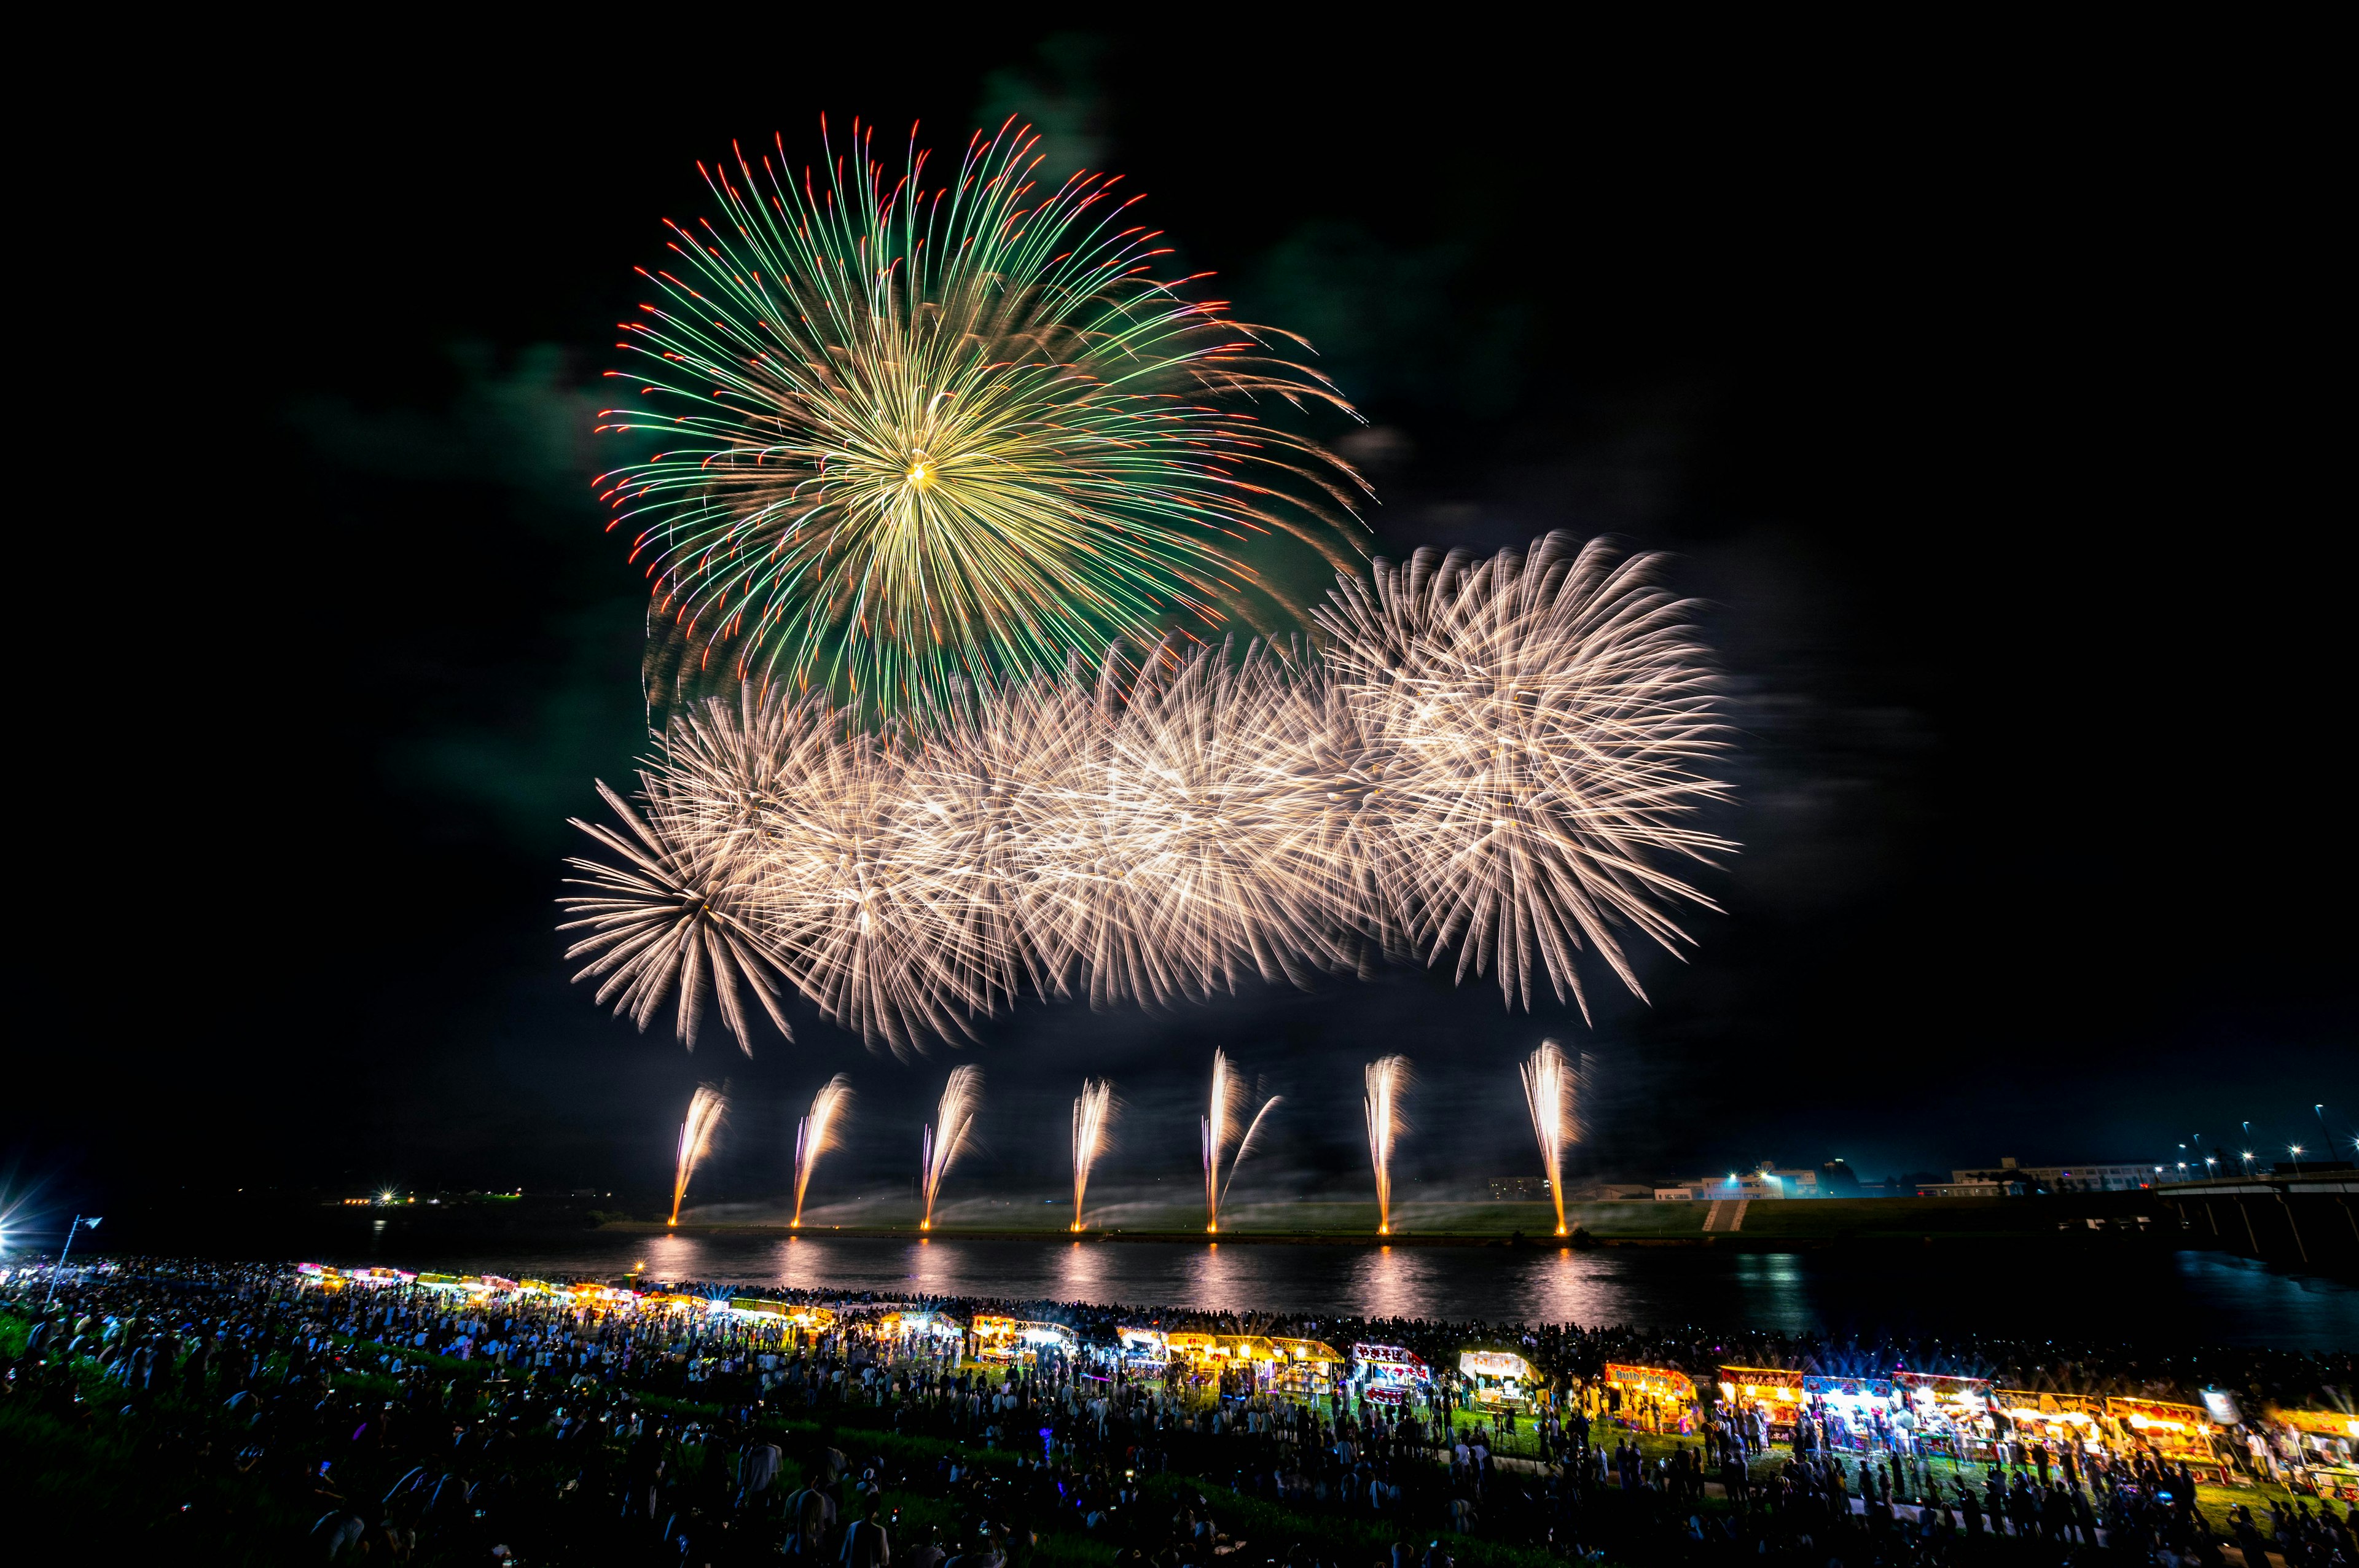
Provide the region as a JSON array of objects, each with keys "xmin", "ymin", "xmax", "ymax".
[
  {"xmin": 1802, "ymin": 1375, "xmax": 1901, "ymax": 1453},
  {"xmin": 974, "ymin": 1315, "xmax": 1079, "ymax": 1362},
  {"xmin": 2274, "ymin": 1409, "xmax": 2359, "ymax": 1497},
  {"xmin": 1605, "ymin": 1363, "xmax": 1697, "ymax": 1433},
  {"xmin": 1269, "ymin": 1337, "xmax": 1344, "ymax": 1398},
  {"xmin": 1898, "ymin": 1373, "xmax": 1997, "ymax": 1461},
  {"xmin": 880, "ymin": 1309, "xmax": 964, "ymax": 1349},
  {"xmin": 1993, "ymin": 1391, "xmax": 2102, "ymax": 1467},
  {"xmin": 1354, "ymin": 1343, "xmax": 1433, "ymax": 1406},
  {"xmin": 1718, "ymin": 1366, "xmax": 1805, "ymax": 1441},
  {"xmin": 1117, "ymin": 1326, "xmax": 1170, "ymax": 1372},
  {"xmin": 2106, "ymin": 1397, "xmax": 2222, "ymax": 1480},
  {"xmin": 1461, "ymin": 1350, "xmax": 1541, "ymax": 1412}
]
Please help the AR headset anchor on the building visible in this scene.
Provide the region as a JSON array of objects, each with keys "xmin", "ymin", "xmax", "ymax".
[
  {"xmin": 1653, "ymin": 1187, "xmax": 1696, "ymax": 1202},
  {"xmin": 1950, "ymin": 1156, "xmax": 2153, "ymax": 1193},
  {"xmin": 1917, "ymin": 1178, "xmax": 2025, "ymax": 1198},
  {"xmin": 1488, "ymin": 1177, "xmax": 1552, "ymax": 1201}
]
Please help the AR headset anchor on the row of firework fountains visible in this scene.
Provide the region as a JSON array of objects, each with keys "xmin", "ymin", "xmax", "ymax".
[{"xmin": 669, "ymin": 1041, "xmax": 1587, "ymax": 1237}]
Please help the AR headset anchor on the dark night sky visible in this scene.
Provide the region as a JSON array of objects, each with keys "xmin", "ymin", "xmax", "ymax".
[{"xmin": 13, "ymin": 24, "xmax": 2349, "ymax": 1217}]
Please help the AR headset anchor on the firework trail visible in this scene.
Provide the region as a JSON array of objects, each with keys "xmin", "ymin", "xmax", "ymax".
[
  {"xmin": 920, "ymin": 1066, "xmax": 982, "ymax": 1230},
  {"xmin": 1520, "ymin": 1040, "xmax": 1577, "ymax": 1236},
  {"xmin": 1201, "ymin": 1050, "xmax": 1282, "ymax": 1233},
  {"xmin": 1364, "ymin": 1056, "xmax": 1411, "ymax": 1235},
  {"xmin": 563, "ymin": 535, "xmax": 1731, "ymax": 1053},
  {"xmin": 791, "ymin": 1074, "xmax": 855, "ymax": 1227},
  {"xmin": 670, "ymin": 1084, "xmax": 729, "ymax": 1225},
  {"xmin": 1070, "ymin": 1078, "xmax": 1116, "ymax": 1231},
  {"xmin": 601, "ymin": 121, "xmax": 1366, "ymax": 716}
]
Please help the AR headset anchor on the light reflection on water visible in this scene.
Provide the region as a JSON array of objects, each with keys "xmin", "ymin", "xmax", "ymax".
[{"xmin": 294, "ymin": 1231, "xmax": 2352, "ymax": 1349}]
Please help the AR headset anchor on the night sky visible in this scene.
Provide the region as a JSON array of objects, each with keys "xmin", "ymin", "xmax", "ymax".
[{"xmin": 15, "ymin": 27, "xmax": 2348, "ymax": 1219}]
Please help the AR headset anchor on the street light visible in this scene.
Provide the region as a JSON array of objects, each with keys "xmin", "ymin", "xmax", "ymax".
[{"xmin": 42, "ymin": 1215, "xmax": 102, "ymax": 1307}]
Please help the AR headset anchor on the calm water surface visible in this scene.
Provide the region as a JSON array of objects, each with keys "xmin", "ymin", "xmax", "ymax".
[{"xmin": 268, "ymin": 1230, "xmax": 2353, "ymax": 1350}]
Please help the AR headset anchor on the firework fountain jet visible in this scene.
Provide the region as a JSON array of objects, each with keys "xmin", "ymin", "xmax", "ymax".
[
  {"xmin": 920, "ymin": 1066, "xmax": 982, "ymax": 1231},
  {"xmin": 1201, "ymin": 1051, "xmax": 1283, "ymax": 1233},
  {"xmin": 791, "ymin": 1074, "xmax": 854, "ymax": 1227},
  {"xmin": 1070, "ymin": 1079, "xmax": 1116, "ymax": 1231},
  {"xmin": 670, "ymin": 1084, "xmax": 728, "ymax": 1225},
  {"xmin": 1520, "ymin": 1040, "xmax": 1578, "ymax": 1236},
  {"xmin": 1364, "ymin": 1056, "xmax": 1411, "ymax": 1235}
]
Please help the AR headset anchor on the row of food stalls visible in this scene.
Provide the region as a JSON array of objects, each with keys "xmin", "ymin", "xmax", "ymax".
[{"xmin": 1656, "ymin": 1361, "xmax": 2264, "ymax": 1483}]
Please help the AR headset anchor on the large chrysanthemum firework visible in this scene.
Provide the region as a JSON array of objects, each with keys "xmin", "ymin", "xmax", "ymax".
[
  {"xmin": 561, "ymin": 534, "xmax": 1732, "ymax": 1054},
  {"xmin": 601, "ymin": 120, "xmax": 1367, "ymax": 714}
]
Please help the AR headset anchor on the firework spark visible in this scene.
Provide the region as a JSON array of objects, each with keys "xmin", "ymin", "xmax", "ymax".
[
  {"xmin": 1070, "ymin": 1078, "xmax": 1116, "ymax": 1231},
  {"xmin": 1201, "ymin": 1050, "xmax": 1281, "ymax": 1233},
  {"xmin": 791, "ymin": 1074, "xmax": 854, "ymax": 1227},
  {"xmin": 670, "ymin": 1084, "xmax": 728, "ymax": 1225},
  {"xmin": 601, "ymin": 120, "xmax": 1366, "ymax": 715},
  {"xmin": 1519, "ymin": 1040, "xmax": 1577, "ymax": 1236},
  {"xmin": 1364, "ymin": 1055, "xmax": 1410, "ymax": 1235},
  {"xmin": 920, "ymin": 1065, "xmax": 982, "ymax": 1230},
  {"xmin": 561, "ymin": 534, "xmax": 1731, "ymax": 1051}
]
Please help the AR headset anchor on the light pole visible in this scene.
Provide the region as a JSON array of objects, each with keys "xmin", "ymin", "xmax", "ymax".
[{"xmin": 42, "ymin": 1215, "xmax": 102, "ymax": 1308}]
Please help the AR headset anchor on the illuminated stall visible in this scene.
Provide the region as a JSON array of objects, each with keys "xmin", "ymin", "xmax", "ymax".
[
  {"xmin": 1718, "ymin": 1366, "xmax": 1805, "ymax": 1441},
  {"xmin": 1604, "ymin": 1363, "xmax": 1696, "ymax": 1433},
  {"xmin": 1899, "ymin": 1373, "xmax": 1997, "ymax": 1461},
  {"xmin": 1462, "ymin": 1349, "xmax": 1543, "ymax": 1412},
  {"xmin": 2275, "ymin": 1410, "xmax": 2359, "ymax": 1498},
  {"xmin": 1117, "ymin": 1327, "xmax": 1170, "ymax": 1373},
  {"xmin": 974, "ymin": 1315, "xmax": 1079, "ymax": 1362},
  {"xmin": 1802, "ymin": 1375, "xmax": 1900, "ymax": 1453},
  {"xmin": 1354, "ymin": 1343, "xmax": 1433, "ymax": 1407},
  {"xmin": 1269, "ymin": 1337, "xmax": 1344, "ymax": 1398},
  {"xmin": 1993, "ymin": 1391, "xmax": 2102, "ymax": 1465},
  {"xmin": 2107, "ymin": 1397, "xmax": 2221, "ymax": 1477},
  {"xmin": 882, "ymin": 1309, "xmax": 964, "ymax": 1348}
]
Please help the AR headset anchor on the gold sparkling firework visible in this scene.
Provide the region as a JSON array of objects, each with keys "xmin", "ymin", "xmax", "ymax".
[
  {"xmin": 1070, "ymin": 1078, "xmax": 1116, "ymax": 1231},
  {"xmin": 920, "ymin": 1065, "xmax": 981, "ymax": 1230},
  {"xmin": 1363, "ymin": 1055, "xmax": 1411, "ymax": 1235},
  {"xmin": 791, "ymin": 1074, "xmax": 853, "ymax": 1227},
  {"xmin": 670, "ymin": 1083, "xmax": 728, "ymax": 1225},
  {"xmin": 1201, "ymin": 1050, "xmax": 1281, "ymax": 1233},
  {"xmin": 561, "ymin": 534, "xmax": 1732, "ymax": 1052},
  {"xmin": 1519, "ymin": 1040, "xmax": 1577, "ymax": 1236}
]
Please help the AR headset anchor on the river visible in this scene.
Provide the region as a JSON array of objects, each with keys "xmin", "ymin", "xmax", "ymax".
[{"xmin": 181, "ymin": 1227, "xmax": 2357, "ymax": 1350}]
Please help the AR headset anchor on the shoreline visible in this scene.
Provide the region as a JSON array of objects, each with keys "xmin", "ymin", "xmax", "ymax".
[{"xmin": 596, "ymin": 1220, "xmax": 2191, "ymax": 1254}]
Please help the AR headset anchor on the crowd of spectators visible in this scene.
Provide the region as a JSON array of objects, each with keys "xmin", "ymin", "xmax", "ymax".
[{"xmin": 4, "ymin": 1255, "xmax": 2353, "ymax": 1566}]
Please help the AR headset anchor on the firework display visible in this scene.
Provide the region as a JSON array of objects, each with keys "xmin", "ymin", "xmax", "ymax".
[
  {"xmin": 791, "ymin": 1074, "xmax": 854, "ymax": 1227},
  {"xmin": 599, "ymin": 122, "xmax": 1366, "ymax": 715},
  {"xmin": 1519, "ymin": 1040, "xmax": 1578, "ymax": 1236},
  {"xmin": 1071, "ymin": 1078, "xmax": 1116, "ymax": 1231},
  {"xmin": 562, "ymin": 535, "xmax": 1729, "ymax": 1053},
  {"xmin": 1202, "ymin": 1050, "xmax": 1282, "ymax": 1233},
  {"xmin": 1364, "ymin": 1056, "xmax": 1411, "ymax": 1235},
  {"xmin": 669, "ymin": 1085, "xmax": 729, "ymax": 1225},
  {"xmin": 920, "ymin": 1066, "xmax": 982, "ymax": 1230}
]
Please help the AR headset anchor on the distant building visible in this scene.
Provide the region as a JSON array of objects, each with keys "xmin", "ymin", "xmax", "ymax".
[
  {"xmin": 1653, "ymin": 1187, "xmax": 1696, "ymax": 1202},
  {"xmin": 1917, "ymin": 1179, "xmax": 2025, "ymax": 1198},
  {"xmin": 1489, "ymin": 1177, "xmax": 1552, "ymax": 1201},
  {"xmin": 1951, "ymin": 1156, "xmax": 2152, "ymax": 1193}
]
